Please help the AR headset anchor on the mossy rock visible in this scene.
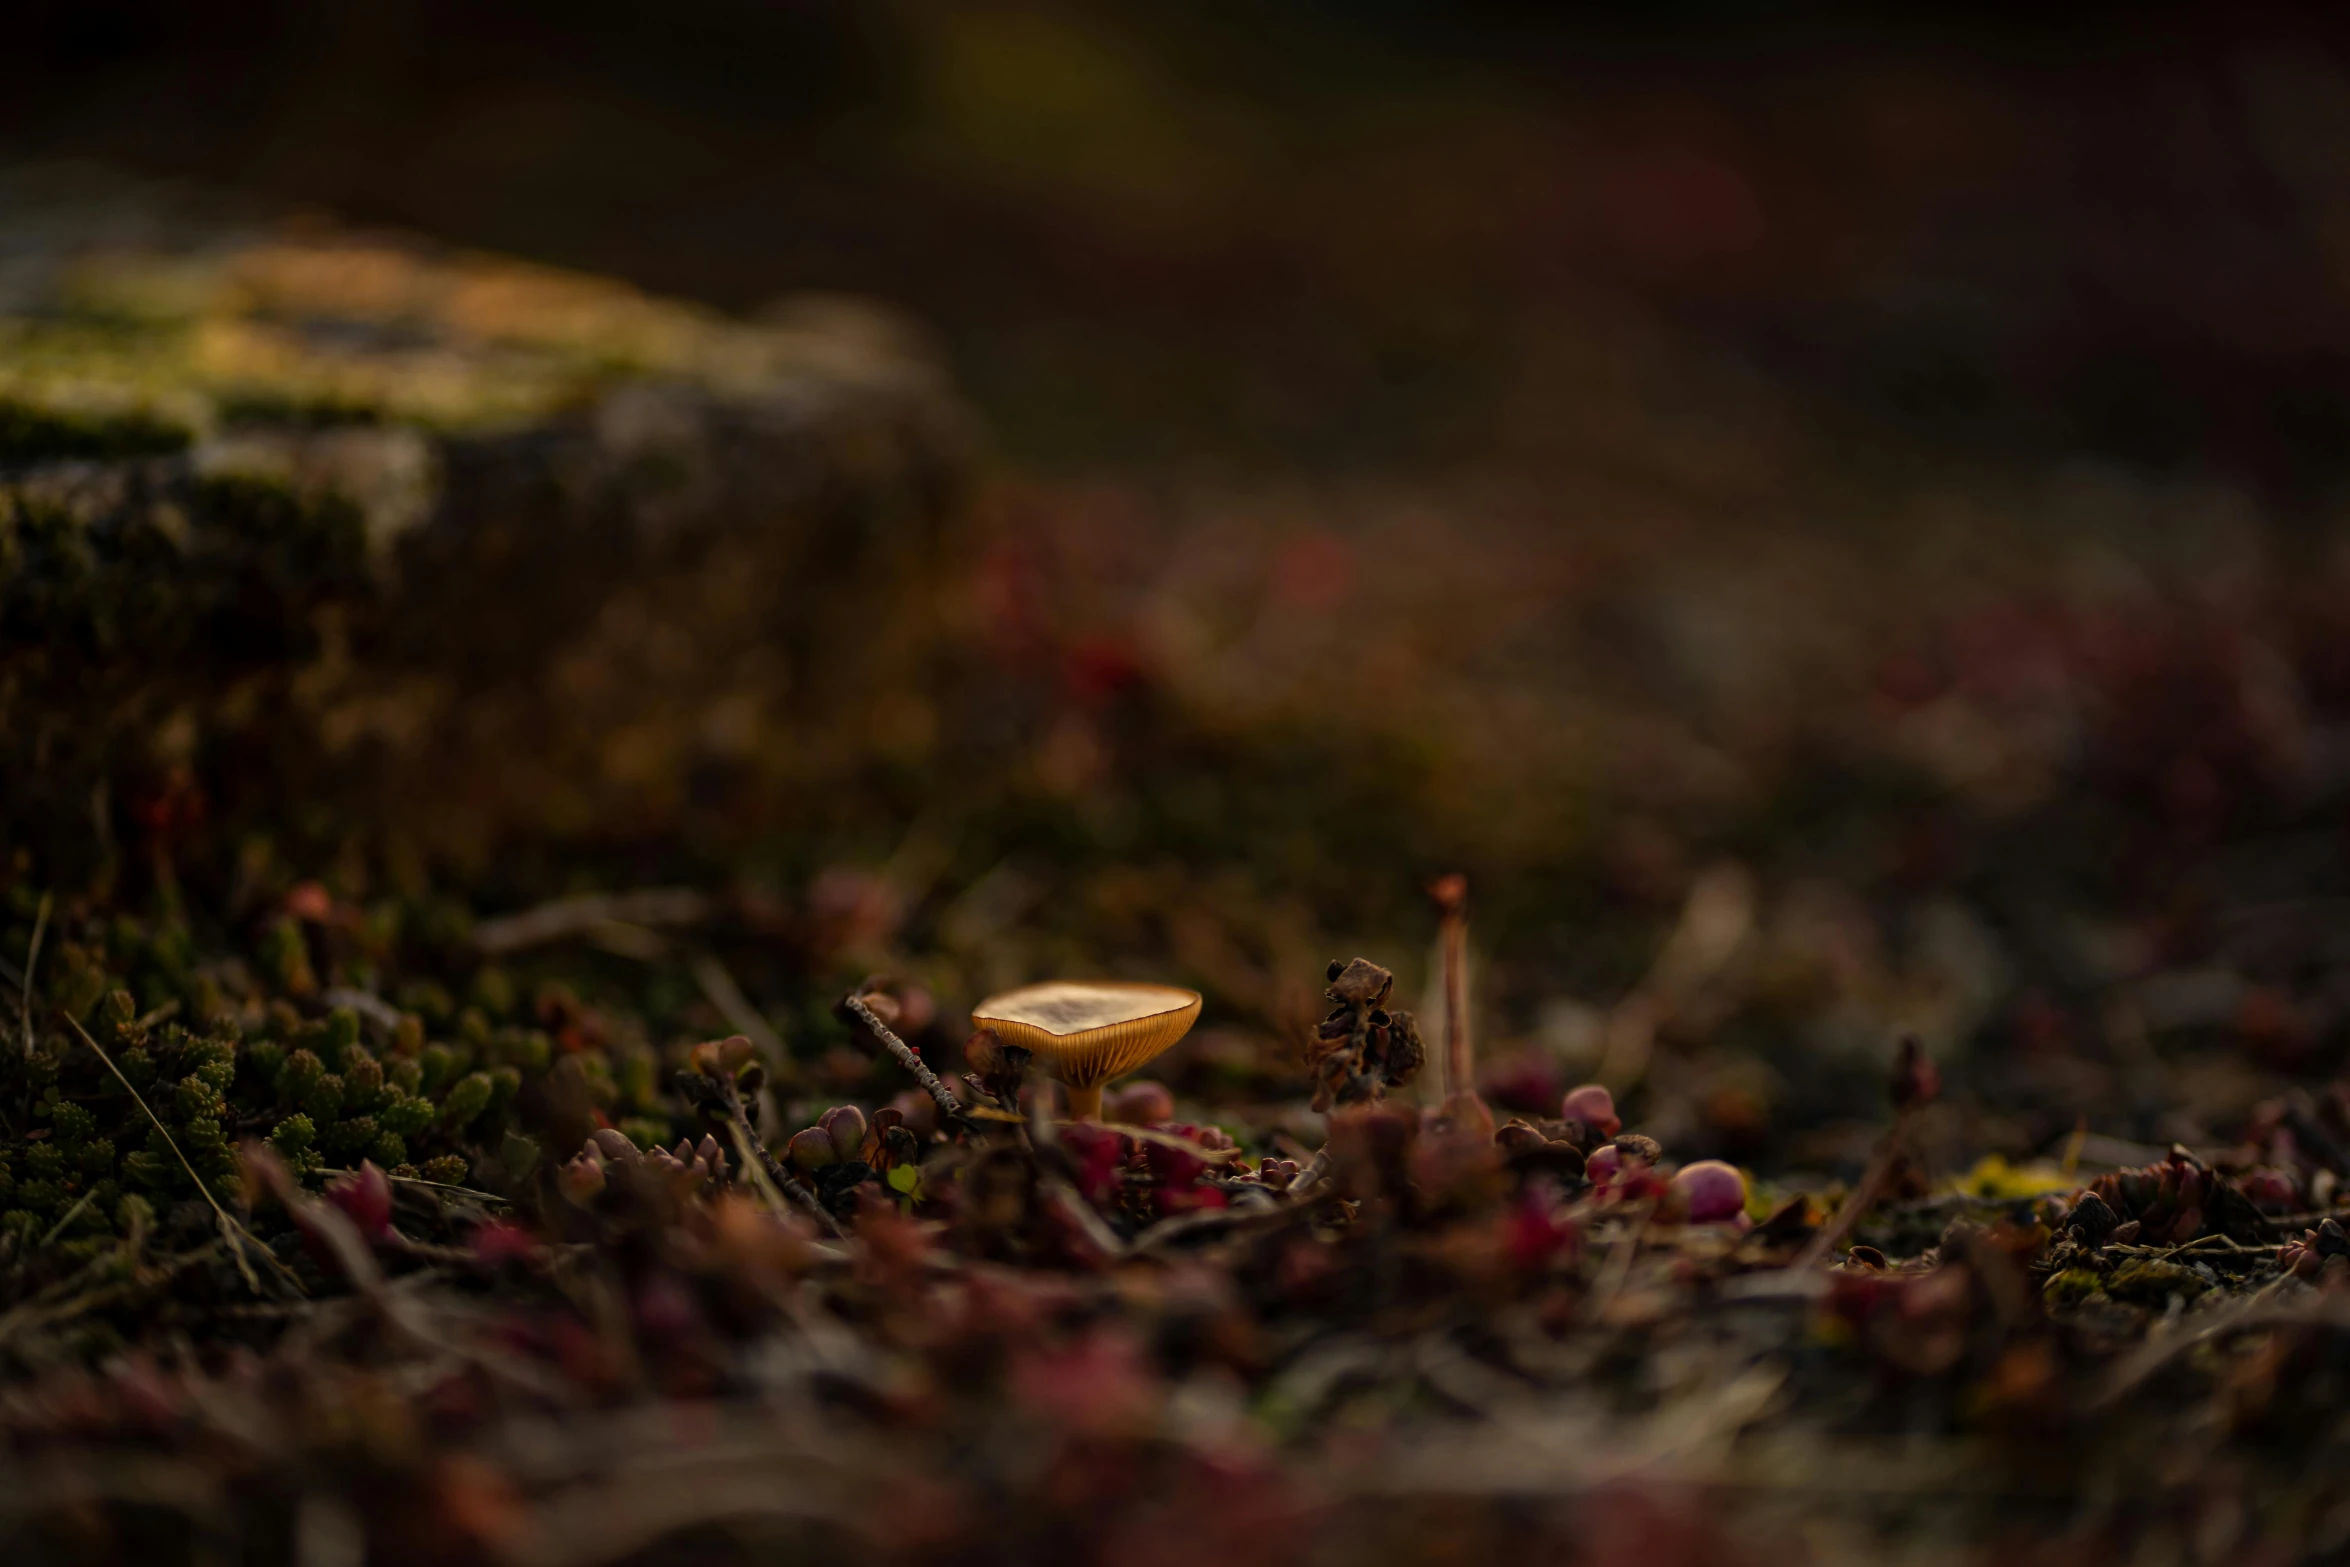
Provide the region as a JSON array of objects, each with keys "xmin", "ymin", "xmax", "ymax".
[{"xmin": 0, "ymin": 165, "xmax": 972, "ymax": 880}]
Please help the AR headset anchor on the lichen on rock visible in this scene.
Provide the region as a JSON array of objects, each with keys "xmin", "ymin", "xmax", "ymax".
[{"xmin": 0, "ymin": 165, "xmax": 973, "ymax": 883}]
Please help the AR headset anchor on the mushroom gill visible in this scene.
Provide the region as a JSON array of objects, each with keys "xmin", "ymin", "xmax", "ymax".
[{"xmin": 969, "ymin": 980, "xmax": 1202, "ymax": 1120}]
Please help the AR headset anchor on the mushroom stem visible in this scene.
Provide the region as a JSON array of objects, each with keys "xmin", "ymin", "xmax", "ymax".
[{"xmin": 1064, "ymin": 1082, "xmax": 1104, "ymax": 1122}]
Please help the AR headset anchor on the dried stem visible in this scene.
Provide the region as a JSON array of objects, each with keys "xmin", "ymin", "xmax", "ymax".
[
  {"xmin": 726, "ymin": 1117, "xmax": 845, "ymax": 1240},
  {"xmin": 35, "ymin": 1189, "xmax": 97, "ymax": 1251},
  {"xmin": 1284, "ymin": 1146, "xmax": 1332, "ymax": 1200},
  {"xmin": 471, "ymin": 888, "xmax": 710, "ymax": 956},
  {"xmin": 691, "ymin": 953, "xmax": 783, "ymax": 1058},
  {"xmin": 316, "ymin": 1167, "xmax": 512, "ymax": 1207},
  {"xmin": 20, "ymin": 891, "xmax": 48, "ymax": 1059},
  {"xmin": 1797, "ymin": 1110, "xmax": 1914, "ymax": 1269},
  {"xmin": 1431, "ymin": 874, "xmax": 1477, "ymax": 1106},
  {"xmin": 2093, "ymin": 1296, "xmax": 2350, "ymax": 1409},
  {"xmin": 843, "ymin": 994, "xmax": 968, "ymax": 1129},
  {"xmin": 690, "ymin": 1068, "xmax": 845, "ymax": 1238}
]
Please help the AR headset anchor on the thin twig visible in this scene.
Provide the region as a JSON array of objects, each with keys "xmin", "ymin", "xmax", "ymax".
[
  {"xmin": 1127, "ymin": 1150, "xmax": 1347, "ymax": 1257},
  {"xmin": 691, "ymin": 953, "xmax": 782, "ymax": 1059},
  {"xmin": 2093, "ymin": 1296, "xmax": 2350, "ymax": 1408},
  {"xmin": 1104, "ymin": 1122, "xmax": 1245, "ymax": 1162},
  {"xmin": 843, "ymin": 994, "xmax": 967, "ymax": 1128},
  {"xmin": 471, "ymin": 888, "xmax": 711, "ymax": 956},
  {"xmin": 248, "ymin": 1152, "xmax": 575, "ymax": 1400},
  {"xmin": 35, "ymin": 1188, "xmax": 96, "ymax": 1250},
  {"xmin": 315, "ymin": 1167, "xmax": 512, "ymax": 1206},
  {"xmin": 2257, "ymin": 1206, "xmax": 2350, "ymax": 1235},
  {"xmin": 21, "ymin": 890, "xmax": 49, "ymax": 1059},
  {"xmin": 1431, "ymin": 875, "xmax": 1472, "ymax": 1096},
  {"xmin": 0, "ymin": 1244, "xmax": 224, "ymax": 1350},
  {"xmin": 1586, "ymin": 1202, "xmax": 1655, "ymax": 1323},
  {"xmin": 1128, "ymin": 1187, "xmax": 1328, "ymax": 1257},
  {"xmin": 1043, "ymin": 1175, "xmax": 1130, "ymax": 1259},
  {"xmin": 2120, "ymin": 1233, "xmax": 2264, "ymax": 1263},
  {"xmin": 65, "ymin": 1016, "xmax": 296, "ymax": 1296},
  {"xmin": 318, "ymin": 988, "xmax": 401, "ymax": 1035},
  {"xmin": 694, "ymin": 1069, "xmax": 844, "ymax": 1239},
  {"xmin": 1284, "ymin": 1147, "xmax": 1333, "ymax": 1200},
  {"xmin": 1797, "ymin": 1110, "xmax": 1915, "ymax": 1269},
  {"xmin": 730, "ymin": 1116, "xmax": 845, "ymax": 1240}
]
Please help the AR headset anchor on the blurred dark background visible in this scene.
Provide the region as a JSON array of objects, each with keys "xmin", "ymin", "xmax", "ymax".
[{"xmin": 14, "ymin": 0, "xmax": 2350, "ymax": 487}]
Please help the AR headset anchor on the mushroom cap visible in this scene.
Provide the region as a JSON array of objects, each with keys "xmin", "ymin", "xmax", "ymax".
[{"xmin": 969, "ymin": 980, "xmax": 1203, "ymax": 1089}]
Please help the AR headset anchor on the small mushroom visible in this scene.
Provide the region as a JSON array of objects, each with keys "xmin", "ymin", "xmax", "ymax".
[{"xmin": 970, "ymin": 980, "xmax": 1203, "ymax": 1121}]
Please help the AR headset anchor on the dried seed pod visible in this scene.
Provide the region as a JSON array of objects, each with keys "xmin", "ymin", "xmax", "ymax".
[
  {"xmin": 1614, "ymin": 1134, "xmax": 1663, "ymax": 1164},
  {"xmin": 689, "ymin": 1034, "xmax": 758, "ymax": 1079},
  {"xmin": 1324, "ymin": 958, "xmax": 1394, "ymax": 1009},
  {"xmin": 2065, "ymin": 1189, "xmax": 2119, "ymax": 1247},
  {"xmin": 1305, "ymin": 957, "xmax": 1422, "ymax": 1112}
]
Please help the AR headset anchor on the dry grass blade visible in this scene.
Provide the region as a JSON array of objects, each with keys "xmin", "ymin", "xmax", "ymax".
[
  {"xmin": 1796, "ymin": 1137, "xmax": 1905, "ymax": 1269},
  {"xmin": 691, "ymin": 953, "xmax": 783, "ymax": 1058},
  {"xmin": 471, "ymin": 888, "xmax": 712, "ymax": 956},
  {"xmin": 2092, "ymin": 1295, "xmax": 2350, "ymax": 1409},
  {"xmin": 345, "ymin": 1169, "xmax": 513, "ymax": 1205},
  {"xmin": 722, "ymin": 1114, "xmax": 843, "ymax": 1239},
  {"xmin": 19, "ymin": 889, "xmax": 48, "ymax": 1059},
  {"xmin": 0, "ymin": 1244, "xmax": 222, "ymax": 1352},
  {"xmin": 1432, "ymin": 874, "xmax": 1472, "ymax": 1095},
  {"xmin": 690, "ymin": 1063, "xmax": 845, "ymax": 1237},
  {"xmin": 1127, "ymin": 1192, "xmax": 1313, "ymax": 1256},
  {"xmin": 1284, "ymin": 1146, "xmax": 1332, "ymax": 1199},
  {"xmin": 1042, "ymin": 1174, "xmax": 1129, "ymax": 1258},
  {"xmin": 34, "ymin": 1187, "xmax": 96, "ymax": 1250},
  {"xmin": 1797, "ymin": 1041, "xmax": 1936, "ymax": 1269}
]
